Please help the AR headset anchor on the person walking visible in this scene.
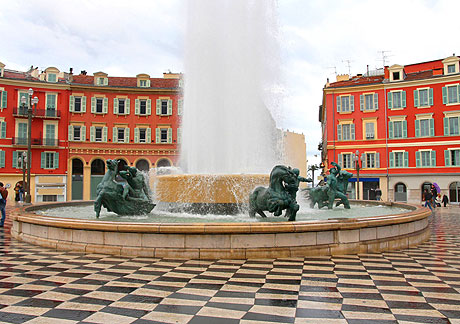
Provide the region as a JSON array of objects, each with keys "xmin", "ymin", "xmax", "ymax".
[
  {"xmin": 423, "ymin": 189, "xmax": 433, "ymax": 211},
  {"xmin": 375, "ymin": 187, "xmax": 382, "ymax": 201},
  {"xmin": 0, "ymin": 182, "xmax": 8, "ymax": 227},
  {"xmin": 442, "ymin": 194, "xmax": 449, "ymax": 207}
]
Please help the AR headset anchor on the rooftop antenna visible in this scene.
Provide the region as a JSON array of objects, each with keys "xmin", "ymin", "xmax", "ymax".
[
  {"xmin": 342, "ymin": 59, "xmax": 352, "ymax": 76},
  {"xmin": 326, "ymin": 66, "xmax": 337, "ymax": 76},
  {"xmin": 378, "ymin": 50, "xmax": 392, "ymax": 67}
]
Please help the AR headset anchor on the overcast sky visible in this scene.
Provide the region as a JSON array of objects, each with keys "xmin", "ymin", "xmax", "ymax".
[{"xmin": 1, "ymin": 0, "xmax": 459, "ymax": 168}]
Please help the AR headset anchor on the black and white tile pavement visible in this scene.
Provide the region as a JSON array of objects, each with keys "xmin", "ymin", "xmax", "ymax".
[{"xmin": 1, "ymin": 205, "xmax": 460, "ymax": 323}]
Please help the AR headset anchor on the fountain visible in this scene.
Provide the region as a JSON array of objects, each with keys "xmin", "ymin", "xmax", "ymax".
[{"xmin": 9, "ymin": 0, "xmax": 431, "ymax": 258}]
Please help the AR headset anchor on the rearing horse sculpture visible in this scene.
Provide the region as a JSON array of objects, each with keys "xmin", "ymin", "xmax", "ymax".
[{"xmin": 249, "ymin": 165, "xmax": 300, "ymax": 221}]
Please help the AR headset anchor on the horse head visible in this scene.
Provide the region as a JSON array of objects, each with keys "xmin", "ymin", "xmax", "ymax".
[{"xmin": 106, "ymin": 159, "xmax": 119, "ymax": 172}]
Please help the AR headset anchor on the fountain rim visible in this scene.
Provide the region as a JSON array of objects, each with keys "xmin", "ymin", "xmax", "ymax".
[{"xmin": 13, "ymin": 200, "xmax": 430, "ymax": 234}]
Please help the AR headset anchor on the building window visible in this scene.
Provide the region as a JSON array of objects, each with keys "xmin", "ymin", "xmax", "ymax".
[
  {"xmin": 139, "ymin": 80, "xmax": 150, "ymax": 87},
  {"xmin": 445, "ymin": 149, "xmax": 460, "ymax": 166},
  {"xmin": 17, "ymin": 122, "xmax": 28, "ymax": 145},
  {"xmin": 91, "ymin": 97, "xmax": 107, "ymax": 114},
  {"xmin": 360, "ymin": 93, "xmax": 378, "ymax": 111},
  {"xmin": 117, "ymin": 128, "xmax": 125, "ymax": 142},
  {"xmin": 416, "ymin": 150, "xmax": 436, "ymax": 167},
  {"xmin": 134, "ymin": 127, "xmax": 151, "ymax": 143},
  {"xmin": 393, "ymin": 72, "xmax": 400, "ymax": 80},
  {"xmin": 363, "ymin": 152, "xmax": 380, "ymax": 168},
  {"xmin": 448, "ymin": 64, "xmax": 456, "ymax": 74},
  {"xmin": 0, "ymin": 120, "xmax": 6, "ymax": 139},
  {"xmin": 415, "ymin": 118, "xmax": 434, "ymax": 137},
  {"xmin": 73, "ymin": 126, "xmax": 81, "ymax": 141},
  {"xmin": 90, "ymin": 126, "xmax": 107, "ymax": 142},
  {"xmin": 47, "ymin": 73, "xmax": 57, "ymax": 83},
  {"xmin": 336, "ymin": 95, "xmax": 354, "ymax": 113},
  {"xmin": 390, "ymin": 151, "xmax": 408, "ymax": 168},
  {"xmin": 70, "ymin": 95, "xmax": 86, "ymax": 113},
  {"xmin": 337, "ymin": 123, "xmax": 355, "ymax": 141},
  {"xmin": 0, "ymin": 150, "xmax": 4, "ymax": 168},
  {"xmin": 97, "ymin": 77, "xmax": 108, "ymax": 86},
  {"xmin": 68, "ymin": 125, "xmax": 86, "ymax": 141},
  {"xmin": 41, "ymin": 151, "xmax": 59, "ymax": 169},
  {"xmin": 338, "ymin": 153, "xmax": 352, "ymax": 169},
  {"xmin": 96, "ymin": 98, "xmax": 103, "ymax": 113},
  {"xmin": 113, "ymin": 127, "xmax": 129, "ymax": 143},
  {"xmin": 389, "ymin": 120, "xmax": 407, "ymax": 139},
  {"xmin": 388, "ymin": 91, "xmax": 406, "ymax": 109},
  {"xmin": 156, "ymin": 99, "xmax": 172, "ymax": 116},
  {"xmin": 140, "ymin": 100, "xmax": 147, "ymax": 115},
  {"xmin": 414, "ymin": 88, "xmax": 433, "ymax": 107},
  {"xmin": 13, "ymin": 150, "xmax": 27, "ymax": 169},
  {"xmin": 365, "ymin": 122, "xmax": 375, "ymax": 139},
  {"xmin": 42, "ymin": 195, "xmax": 57, "ymax": 202},
  {"xmin": 139, "ymin": 128, "xmax": 146, "ymax": 142},
  {"xmin": 444, "ymin": 116, "xmax": 460, "ymax": 136},
  {"xmin": 74, "ymin": 97, "xmax": 82, "ymax": 112},
  {"xmin": 0, "ymin": 90, "xmax": 7, "ymax": 109},
  {"xmin": 135, "ymin": 99, "xmax": 151, "ymax": 115},
  {"xmin": 114, "ymin": 98, "xmax": 130, "ymax": 115},
  {"xmin": 95, "ymin": 127, "xmax": 102, "ymax": 141},
  {"xmin": 156, "ymin": 127, "xmax": 172, "ymax": 144},
  {"xmin": 118, "ymin": 99, "xmax": 125, "ymax": 114},
  {"xmin": 44, "ymin": 124, "xmax": 56, "ymax": 146}
]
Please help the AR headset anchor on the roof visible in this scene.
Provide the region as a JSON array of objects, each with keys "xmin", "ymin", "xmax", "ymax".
[
  {"xmin": 71, "ymin": 75, "xmax": 179, "ymax": 88},
  {"xmin": 328, "ymin": 75, "xmax": 384, "ymax": 88}
]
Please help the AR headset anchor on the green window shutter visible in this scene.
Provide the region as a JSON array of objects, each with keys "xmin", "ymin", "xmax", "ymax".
[
  {"xmin": 156, "ymin": 99, "xmax": 161, "ymax": 115},
  {"xmin": 68, "ymin": 125, "xmax": 74, "ymax": 141},
  {"xmin": 167, "ymin": 99, "xmax": 173, "ymax": 115},
  {"xmin": 337, "ymin": 124, "xmax": 342, "ymax": 141},
  {"xmin": 442, "ymin": 87, "xmax": 447, "ymax": 104},
  {"xmin": 125, "ymin": 127, "xmax": 130, "ymax": 143},
  {"xmin": 429, "ymin": 88, "xmax": 433, "ymax": 106},
  {"xmin": 81, "ymin": 126, "xmax": 86, "ymax": 141},
  {"xmin": 374, "ymin": 93, "xmax": 379, "ymax": 110},
  {"xmin": 178, "ymin": 99, "xmax": 183, "ymax": 115},
  {"xmin": 103, "ymin": 127, "xmax": 108, "ymax": 142},
  {"xmin": 103, "ymin": 98, "xmax": 108, "ymax": 113},
  {"xmin": 147, "ymin": 99, "xmax": 152, "ymax": 115},
  {"xmin": 402, "ymin": 91, "xmax": 406, "ymax": 108},
  {"xmin": 388, "ymin": 92, "xmax": 393, "ymax": 109},
  {"xmin": 404, "ymin": 151, "xmax": 409, "ymax": 167},
  {"xmin": 69, "ymin": 95, "xmax": 74, "ymax": 112},
  {"xmin": 82, "ymin": 96, "xmax": 87, "ymax": 112},
  {"xmin": 388, "ymin": 121, "xmax": 393, "ymax": 139},
  {"xmin": 444, "ymin": 117, "xmax": 449, "ymax": 135},
  {"xmin": 337, "ymin": 154, "xmax": 343, "ymax": 167},
  {"xmin": 135, "ymin": 99, "xmax": 140, "ymax": 115},
  {"xmin": 112, "ymin": 127, "xmax": 118, "ymax": 143},
  {"xmin": 91, "ymin": 97, "xmax": 96, "ymax": 113},
  {"xmin": 413, "ymin": 90, "xmax": 419, "ymax": 107},
  {"xmin": 0, "ymin": 150, "xmax": 4, "ymax": 168},
  {"xmin": 351, "ymin": 124, "xmax": 355, "ymax": 140},
  {"xmin": 126, "ymin": 99, "xmax": 130, "ymax": 114},
  {"xmin": 177, "ymin": 127, "xmax": 182, "ymax": 144},
  {"xmin": 146, "ymin": 80, "xmax": 151, "ymax": 87},
  {"xmin": 376, "ymin": 152, "xmax": 380, "ymax": 168},
  {"xmin": 54, "ymin": 152, "xmax": 59, "ymax": 169},
  {"xmin": 114, "ymin": 98, "xmax": 118, "ymax": 114},
  {"xmin": 12, "ymin": 151, "xmax": 18, "ymax": 168},
  {"xmin": 90, "ymin": 126, "xmax": 95, "ymax": 142},
  {"xmin": 41, "ymin": 152, "xmax": 45, "ymax": 169},
  {"xmin": 155, "ymin": 128, "xmax": 160, "ymax": 143},
  {"xmin": 431, "ymin": 150, "xmax": 436, "ymax": 167},
  {"xmin": 350, "ymin": 96, "xmax": 354, "ymax": 112},
  {"xmin": 402, "ymin": 120, "xmax": 407, "ymax": 138},
  {"xmin": 414, "ymin": 119, "xmax": 420, "ymax": 137},
  {"xmin": 389, "ymin": 152, "xmax": 394, "ymax": 168},
  {"xmin": 1, "ymin": 91, "xmax": 7, "ymax": 108},
  {"xmin": 336, "ymin": 96, "xmax": 341, "ymax": 112},
  {"xmin": 134, "ymin": 128, "xmax": 139, "ymax": 143},
  {"xmin": 104, "ymin": 78, "xmax": 108, "ymax": 86},
  {"xmin": 146, "ymin": 128, "xmax": 151, "ymax": 143},
  {"xmin": 415, "ymin": 151, "xmax": 421, "ymax": 167},
  {"xmin": 0, "ymin": 121, "xmax": 6, "ymax": 138},
  {"xmin": 360, "ymin": 95, "xmax": 364, "ymax": 111},
  {"xmin": 47, "ymin": 94, "xmax": 56, "ymax": 109},
  {"xmin": 429, "ymin": 119, "xmax": 435, "ymax": 137},
  {"xmin": 167, "ymin": 128, "xmax": 172, "ymax": 143},
  {"xmin": 445, "ymin": 150, "xmax": 451, "ymax": 166}
]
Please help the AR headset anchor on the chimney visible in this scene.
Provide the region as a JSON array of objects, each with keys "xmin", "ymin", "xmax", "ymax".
[
  {"xmin": 69, "ymin": 67, "xmax": 73, "ymax": 75},
  {"xmin": 81, "ymin": 70, "xmax": 87, "ymax": 75}
]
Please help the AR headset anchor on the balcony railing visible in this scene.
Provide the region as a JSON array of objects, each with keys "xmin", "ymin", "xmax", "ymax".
[
  {"xmin": 13, "ymin": 107, "xmax": 61, "ymax": 118},
  {"xmin": 12, "ymin": 137, "xmax": 59, "ymax": 146}
]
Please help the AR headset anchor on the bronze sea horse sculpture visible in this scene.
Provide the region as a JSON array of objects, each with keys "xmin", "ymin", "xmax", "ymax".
[{"xmin": 94, "ymin": 159, "xmax": 155, "ymax": 218}]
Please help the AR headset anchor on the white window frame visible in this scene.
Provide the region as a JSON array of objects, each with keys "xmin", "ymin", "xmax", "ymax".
[{"xmin": 336, "ymin": 95, "xmax": 354, "ymax": 113}]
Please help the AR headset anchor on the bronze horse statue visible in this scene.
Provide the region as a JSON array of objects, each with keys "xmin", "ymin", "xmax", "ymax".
[{"xmin": 249, "ymin": 165, "xmax": 300, "ymax": 221}]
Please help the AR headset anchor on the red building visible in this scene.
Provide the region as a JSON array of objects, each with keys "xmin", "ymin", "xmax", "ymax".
[{"xmin": 321, "ymin": 55, "xmax": 460, "ymax": 204}]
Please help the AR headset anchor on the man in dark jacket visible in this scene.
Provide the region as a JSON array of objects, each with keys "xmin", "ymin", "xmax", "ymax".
[
  {"xmin": 424, "ymin": 189, "xmax": 433, "ymax": 211},
  {"xmin": 0, "ymin": 182, "xmax": 8, "ymax": 227}
]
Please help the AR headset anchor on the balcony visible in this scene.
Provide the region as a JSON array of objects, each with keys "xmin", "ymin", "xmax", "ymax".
[
  {"xmin": 13, "ymin": 107, "xmax": 61, "ymax": 119},
  {"xmin": 12, "ymin": 137, "xmax": 59, "ymax": 147}
]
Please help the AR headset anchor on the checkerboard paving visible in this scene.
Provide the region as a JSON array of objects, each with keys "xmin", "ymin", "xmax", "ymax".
[{"xmin": 1, "ymin": 206, "xmax": 460, "ymax": 323}]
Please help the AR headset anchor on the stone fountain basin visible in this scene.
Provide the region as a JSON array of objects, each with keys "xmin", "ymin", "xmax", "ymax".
[{"xmin": 11, "ymin": 201, "xmax": 430, "ymax": 259}]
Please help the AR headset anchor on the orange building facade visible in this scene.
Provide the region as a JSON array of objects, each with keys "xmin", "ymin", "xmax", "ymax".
[
  {"xmin": 0, "ymin": 62, "xmax": 182, "ymax": 202},
  {"xmin": 321, "ymin": 55, "xmax": 460, "ymax": 204}
]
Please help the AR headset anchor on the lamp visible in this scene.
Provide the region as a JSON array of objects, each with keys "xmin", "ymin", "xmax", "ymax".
[
  {"xmin": 25, "ymin": 88, "xmax": 38, "ymax": 203},
  {"xmin": 353, "ymin": 150, "xmax": 362, "ymax": 200}
]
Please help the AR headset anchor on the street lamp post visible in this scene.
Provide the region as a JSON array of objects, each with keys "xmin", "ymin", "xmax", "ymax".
[
  {"xmin": 18, "ymin": 152, "xmax": 27, "ymax": 201},
  {"xmin": 20, "ymin": 88, "xmax": 38, "ymax": 203},
  {"xmin": 353, "ymin": 150, "xmax": 362, "ymax": 200}
]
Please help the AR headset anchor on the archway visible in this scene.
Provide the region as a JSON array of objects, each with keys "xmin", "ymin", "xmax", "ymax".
[
  {"xmin": 135, "ymin": 159, "xmax": 150, "ymax": 172},
  {"xmin": 90, "ymin": 159, "xmax": 105, "ymax": 200},
  {"xmin": 449, "ymin": 182, "xmax": 460, "ymax": 203},
  {"xmin": 156, "ymin": 158, "xmax": 171, "ymax": 168},
  {"xmin": 71, "ymin": 158, "xmax": 84, "ymax": 200},
  {"xmin": 394, "ymin": 182, "xmax": 407, "ymax": 202}
]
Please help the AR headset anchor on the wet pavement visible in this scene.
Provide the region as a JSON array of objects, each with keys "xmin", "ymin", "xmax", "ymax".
[{"xmin": 1, "ymin": 205, "xmax": 460, "ymax": 323}]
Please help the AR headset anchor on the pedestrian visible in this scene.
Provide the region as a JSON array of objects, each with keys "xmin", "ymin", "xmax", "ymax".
[
  {"xmin": 0, "ymin": 182, "xmax": 8, "ymax": 227},
  {"xmin": 431, "ymin": 185, "xmax": 438, "ymax": 209},
  {"xmin": 423, "ymin": 189, "xmax": 433, "ymax": 211},
  {"xmin": 442, "ymin": 194, "xmax": 449, "ymax": 207},
  {"xmin": 14, "ymin": 184, "xmax": 20, "ymax": 202},
  {"xmin": 435, "ymin": 194, "xmax": 441, "ymax": 207},
  {"xmin": 375, "ymin": 187, "xmax": 382, "ymax": 201},
  {"xmin": 19, "ymin": 184, "xmax": 24, "ymax": 202}
]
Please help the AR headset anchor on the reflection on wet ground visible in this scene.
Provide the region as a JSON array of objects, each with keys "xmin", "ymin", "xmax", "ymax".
[{"xmin": 1, "ymin": 205, "xmax": 459, "ymax": 323}]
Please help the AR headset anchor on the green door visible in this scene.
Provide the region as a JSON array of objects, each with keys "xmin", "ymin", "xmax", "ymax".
[
  {"xmin": 71, "ymin": 174, "xmax": 83, "ymax": 200},
  {"xmin": 18, "ymin": 122, "xmax": 27, "ymax": 145},
  {"xmin": 45, "ymin": 124, "xmax": 55, "ymax": 146},
  {"xmin": 90, "ymin": 175, "xmax": 104, "ymax": 200}
]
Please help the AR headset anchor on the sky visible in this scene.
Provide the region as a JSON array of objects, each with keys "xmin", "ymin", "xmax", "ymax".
[{"xmin": 1, "ymin": 0, "xmax": 460, "ymax": 170}]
